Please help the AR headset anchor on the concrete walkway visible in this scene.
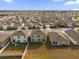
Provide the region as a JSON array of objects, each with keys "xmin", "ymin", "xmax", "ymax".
[
  {"xmin": 21, "ymin": 43, "xmax": 29, "ymax": 59},
  {"xmin": 0, "ymin": 53, "xmax": 22, "ymax": 57}
]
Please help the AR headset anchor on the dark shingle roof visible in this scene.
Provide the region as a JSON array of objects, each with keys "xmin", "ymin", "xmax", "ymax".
[
  {"xmin": 0, "ymin": 31, "xmax": 14, "ymax": 43},
  {"xmin": 65, "ymin": 29, "xmax": 79, "ymax": 42},
  {"xmin": 12, "ymin": 31, "xmax": 26, "ymax": 36},
  {"xmin": 49, "ymin": 32, "xmax": 69, "ymax": 42},
  {"xmin": 31, "ymin": 29, "xmax": 45, "ymax": 35}
]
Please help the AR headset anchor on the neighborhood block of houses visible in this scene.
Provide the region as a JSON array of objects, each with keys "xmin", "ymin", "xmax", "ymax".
[
  {"xmin": 0, "ymin": 29, "xmax": 79, "ymax": 49},
  {"xmin": 1, "ymin": 29, "xmax": 79, "ymax": 49},
  {"xmin": 1, "ymin": 11, "xmax": 79, "ymax": 59}
]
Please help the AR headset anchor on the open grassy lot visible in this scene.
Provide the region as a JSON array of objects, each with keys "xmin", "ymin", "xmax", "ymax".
[
  {"xmin": 0, "ymin": 56, "xmax": 21, "ymax": 59},
  {"xmin": 3, "ymin": 42, "xmax": 26, "ymax": 53},
  {"xmin": 24, "ymin": 43, "xmax": 50, "ymax": 59}
]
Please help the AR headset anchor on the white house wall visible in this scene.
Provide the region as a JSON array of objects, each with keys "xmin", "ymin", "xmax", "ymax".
[{"xmin": 11, "ymin": 36, "xmax": 28, "ymax": 43}]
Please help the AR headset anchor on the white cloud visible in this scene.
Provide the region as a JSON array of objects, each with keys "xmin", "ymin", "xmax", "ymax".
[
  {"xmin": 73, "ymin": 9, "xmax": 79, "ymax": 10},
  {"xmin": 4, "ymin": 0, "xmax": 13, "ymax": 3},
  {"xmin": 64, "ymin": 0, "xmax": 79, "ymax": 6}
]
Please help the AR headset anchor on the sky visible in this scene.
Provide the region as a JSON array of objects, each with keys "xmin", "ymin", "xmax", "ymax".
[{"xmin": 0, "ymin": 0, "xmax": 79, "ymax": 10}]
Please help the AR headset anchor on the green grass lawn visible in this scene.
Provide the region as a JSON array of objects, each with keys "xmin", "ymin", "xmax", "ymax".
[
  {"xmin": 3, "ymin": 42, "xmax": 26, "ymax": 53},
  {"xmin": 0, "ymin": 56, "xmax": 21, "ymax": 59}
]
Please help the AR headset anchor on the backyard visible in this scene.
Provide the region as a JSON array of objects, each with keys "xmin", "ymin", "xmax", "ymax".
[
  {"xmin": 3, "ymin": 42, "xmax": 26, "ymax": 53},
  {"xmin": 23, "ymin": 41, "xmax": 79, "ymax": 59},
  {"xmin": 23, "ymin": 43, "xmax": 50, "ymax": 59}
]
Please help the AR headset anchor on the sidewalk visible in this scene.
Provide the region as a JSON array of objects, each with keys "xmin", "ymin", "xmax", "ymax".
[
  {"xmin": 21, "ymin": 43, "xmax": 29, "ymax": 59},
  {"xmin": 0, "ymin": 53, "xmax": 22, "ymax": 57}
]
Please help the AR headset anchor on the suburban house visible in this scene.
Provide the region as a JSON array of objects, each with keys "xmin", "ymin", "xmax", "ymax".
[
  {"xmin": 30, "ymin": 29, "xmax": 47, "ymax": 43},
  {"xmin": 0, "ymin": 31, "xmax": 13, "ymax": 49},
  {"xmin": 10, "ymin": 30, "xmax": 28, "ymax": 43},
  {"xmin": 48, "ymin": 32, "xmax": 70, "ymax": 45},
  {"xmin": 64, "ymin": 29, "xmax": 79, "ymax": 45}
]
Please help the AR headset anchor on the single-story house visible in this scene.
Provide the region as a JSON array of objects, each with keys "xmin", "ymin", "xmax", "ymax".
[
  {"xmin": 30, "ymin": 29, "xmax": 47, "ymax": 43},
  {"xmin": 49, "ymin": 32, "xmax": 70, "ymax": 45},
  {"xmin": 10, "ymin": 30, "xmax": 28, "ymax": 43},
  {"xmin": 64, "ymin": 29, "xmax": 79, "ymax": 45}
]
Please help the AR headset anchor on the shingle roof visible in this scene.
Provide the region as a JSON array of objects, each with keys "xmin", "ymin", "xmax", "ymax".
[
  {"xmin": 65, "ymin": 29, "xmax": 79, "ymax": 42},
  {"xmin": 0, "ymin": 31, "xmax": 14, "ymax": 43},
  {"xmin": 12, "ymin": 30, "xmax": 27, "ymax": 36},
  {"xmin": 31, "ymin": 29, "xmax": 46, "ymax": 36},
  {"xmin": 49, "ymin": 32, "xmax": 69, "ymax": 42}
]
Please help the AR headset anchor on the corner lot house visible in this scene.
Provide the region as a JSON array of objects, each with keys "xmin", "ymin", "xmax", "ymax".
[
  {"xmin": 49, "ymin": 32, "xmax": 70, "ymax": 45},
  {"xmin": 0, "ymin": 31, "xmax": 13, "ymax": 49},
  {"xmin": 30, "ymin": 29, "xmax": 47, "ymax": 43},
  {"xmin": 64, "ymin": 29, "xmax": 79, "ymax": 45},
  {"xmin": 10, "ymin": 30, "xmax": 28, "ymax": 43}
]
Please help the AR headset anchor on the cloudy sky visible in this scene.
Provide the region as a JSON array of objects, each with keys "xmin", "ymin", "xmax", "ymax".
[{"xmin": 0, "ymin": 0, "xmax": 79, "ymax": 10}]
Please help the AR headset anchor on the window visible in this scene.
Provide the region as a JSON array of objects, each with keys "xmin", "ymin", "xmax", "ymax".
[
  {"xmin": 17, "ymin": 40, "xmax": 20, "ymax": 42},
  {"xmin": 13, "ymin": 39, "xmax": 15, "ymax": 42},
  {"xmin": 37, "ymin": 35, "xmax": 40, "ymax": 37},
  {"xmin": 53, "ymin": 42, "xmax": 55, "ymax": 44},
  {"xmin": 32, "ymin": 39, "xmax": 34, "ymax": 41},
  {"xmin": 53, "ymin": 41, "xmax": 57, "ymax": 45},
  {"xmin": 24, "ymin": 40, "xmax": 26, "ymax": 42},
  {"xmin": 24, "ymin": 36, "xmax": 26, "ymax": 38},
  {"xmin": 38, "ymin": 39, "xmax": 40, "ymax": 41},
  {"xmin": 17, "ymin": 36, "xmax": 20, "ymax": 38},
  {"xmin": 42, "ymin": 39, "xmax": 45, "ymax": 41}
]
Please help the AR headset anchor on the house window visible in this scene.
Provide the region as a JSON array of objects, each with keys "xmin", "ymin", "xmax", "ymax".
[
  {"xmin": 24, "ymin": 40, "xmax": 26, "ymax": 42},
  {"xmin": 17, "ymin": 40, "xmax": 20, "ymax": 42},
  {"xmin": 32, "ymin": 39, "xmax": 34, "ymax": 41},
  {"xmin": 24, "ymin": 36, "xmax": 26, "ymax": 38},
  {"xmin": 38, "ymin": 39, "xmax": 40, "ymax": 41},
  {"xmin": 53, "ymin": 41, "xmax": 57, "ymax": 45},
  {"xmin": 13, "ymin": 39, "xmax": 15, "ymax": 42},
  {"xmin": 37, "ymin": 35, "xmax": 40, "ymax": 37},
  {"xmin": 17, "ymin": 36, "xmax": 20, "ymax": 38},
  {"xmin": 42, "ymin": 39, "xmax": 45, "ymax": 41}
]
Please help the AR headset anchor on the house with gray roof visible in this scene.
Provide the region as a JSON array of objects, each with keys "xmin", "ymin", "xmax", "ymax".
[
  {"xmin": 10, "ymin": 30, "xmax": 28, "ymax": 43},
  {"xmin": 30, "ymin": 29, "xmax": 47, "ymax": 43},
  {"xmin": 49, "ymin": 32, "xmax": 70, "ymax": 45},
  {"xmin": 64, "ymin": 29, "xmax": 79, "ymax": 45}
]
